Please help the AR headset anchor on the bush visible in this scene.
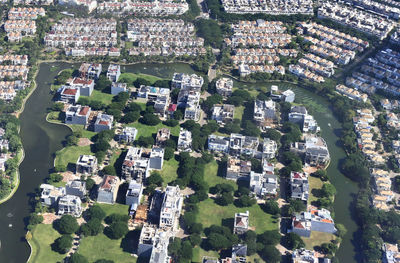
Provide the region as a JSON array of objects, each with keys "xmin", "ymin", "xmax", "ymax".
[
  {"xmin": 52, "ymin": 235, "xmax": 73, "ymax": 254},
  {"xmin": 106, "ymin": 221, "xmax": 129, "ymax": 239},
  {"xmin": 48, "ymin": 173, "xmax": 63, "ymax": 183},
  {"xmin": 52, "ymin": 102, "xmax": 64, "ymax": 111},
  {"xmin": 54, "ymin": 164, "xmax": 66, "ymax": 172},
  {"xmin": 56, "ymin": 215, "xmax": 79, "ymax": 234},
  {"xmin": 28, "ymin": 213, "xmax": 44, "ymax": 226}
]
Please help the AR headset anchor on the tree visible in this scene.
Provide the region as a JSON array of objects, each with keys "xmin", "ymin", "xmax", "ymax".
[
  {"xmin": 85, "ymin": 178, "xmax": 95, "ymax": 191},
  {"xmin": 312, "ymin": 169, "xmax": 328, "ymax": 181},
  {"xmin": 207, "ymin": 233, "xmax": 230, "ymax": 251},
  {"xmin": 147, "ymin": 172, "xmax": 163, "ymax": 186},
  {"xmin": 48, "ymin": 173, "xmax": 63, "ymax": 183},
  {"xmin": 52, "ymin": 235, "xmax": 73, "ymax": 254},
  {"xmin": 80, "ymin": 218, "xmax": 103, "ymax": 236},
  {"xmin": 236, "ymin": 195, "xmax": 256, "ymax": 207},
  {"xmin": 69, "ymin": 253, "xmax": 89, "ymax": 263},
  {"xmin": 257, "ymin": 230, "xmax": 281, "ymax": 246},
  {"xmin": 263, "ymin": 200, "xmax": 280, "ymax": 215},
  {"xmin": 52, "ymin": 102, "xmax": 64, "ymax": 111},
  {"xmin": 28, "ymin": 213, "xmax": 44, "ymax": 226},
  {"xmin": 122, "ymin": 111, "xmax": 140, "ymax": 123},
  {"xmin": 137, "ymin": 136, "xmax": 154, "ymax": 147},
  {"xmin": 321, "ymin": 183, "xmax": 336, "ymax": 198},
  {"xmin": 56, "ymin": 215, "xmax": 79, "ymax": 234},
  {"xmin": 189, "ymin": 234, "xmax": 202, "ymax": 246},
  {"xmin": 242, "ymin": 120, "xmax": 260, "ymax": 137},
  {"xmin": 106, "ymin": 221, "xmax": 129, "ymax": 239},
  {"xmin": 188, "ymin": 223, "xmax": 203, "ymax": 234},
  {"xmin": 289, "ymin": 199, "xmax": 306, "ymax": 213},
  {"xmin": 102, "ymin": 165, "xmax": 117, "ymax": 176},
  {"xmin": 282, "ymin": 232, "xmax": 305, "ymax": 250},
  {"xmin": 142, "ymin": 113, "xmax": 161, "ymax": 126},
  {"xmin": 259, "ymin": 245, "xmax": 280, "ymax": 263},
  {"xmin": 95, "ymin": 260, "xmax": 114, "ymax": 263},
  {"xmin": 335, "ymin": 224, "xmax": 347, "ymax": 238},
  {"xmin": 86, "ymin": 205, "xmax": 106, "ymax": 221},
  {"xmin": 164, "ymin": 119, "xmax": 179, "ymax": 127},
  {"xmin": 104, "ymin": 213, "xmax": 130, "ymax": 224},
  {"xmin": 263, "ymin": 128, "xmax": 281, "ymax": 141},
  {"xmin": 126, "ymin": 102, "xmax": 142, "ymax": 112},
  {"xmin": 216, "ymin": 192, "xmax": 234, "ymax": 206},
  {"xmin": 161, "ymin": 146, "xmax": 174, "ymax": 160},
  {"xmin": 95, "ymin": 75, "xmax": 111, "ymax": 91}
]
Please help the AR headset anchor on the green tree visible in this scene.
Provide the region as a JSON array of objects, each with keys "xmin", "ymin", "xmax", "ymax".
[
  {"xmin": 263, "ymin": 200, "xmax": 280, "ymax": 215},
  {"xmin": 142, "ymin": 113, "xmax": 161, "ymax": 126},
  {"xmin": 52, "ymin": 102, "xmax": 64, "ymax": 111},
  {"xmin": 52, "ymin": 235, "xmax": 73, "ymax": 254},
  {"xmin": 106, "ymin": 221, "xmax": 129, "ymax": 239},
  {"xmin": 147, "ymin": 172, "xmax": 163, "ymax": 186},
  {"xmin": 102, "ymin": 165, "xmax": 117, "ymax": 176},
  {"xmin": 164, "ymin": 147, "xmax": 175, "ymax": 160},
  {"xmin": 321, "ymin": 183, "xmax": 337, "ymax": 198},
  {"xmin": 80, "ymin": 218, "xmax": 103, "ymax": 236},
  {"xmin": 86, "ymin": 205, "xmax": 106, "ymax": 221},
  {"xmin": 70, "ymin": 253, "xmax": 89, "ymax": 263},
  {"xmin": 95, "ymin": 75, "xmax": 111, "ymax": 91},
  {"xmin": 137, "ymin": 136, "xmax": 154, "ymax": 147},
  {"xmin": 122, "ymin": 111, "xmax": 140, "ymax": 123},
  {"xmin": 56, "ymin": 215, "xmax": 79, "ymax": 234},
  {"xmin": 259, "ymin": 245, "xmax": 280, "ymax": 263},
  {"xmin": 282, "ymin": 232, "xmax": 305, "ymax": 250}
]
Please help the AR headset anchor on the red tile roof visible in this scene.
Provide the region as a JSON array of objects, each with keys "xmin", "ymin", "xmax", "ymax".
[
  {"xmin": 79, "ymin": 106, "xmax": 90, "ymax": 116},
  {"xmin": 62, "ymin": 88, "xmax": 77, "ymax": 95}
]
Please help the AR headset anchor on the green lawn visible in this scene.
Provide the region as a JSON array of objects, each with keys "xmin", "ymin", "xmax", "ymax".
[
  {"xmin": 301, "ymin": 232, "xmax": 336, "ymax": 250},
  {"xmin": 47, "ymin": 111, "xmax": 62, "ymax": 124},
  {"xmin": 89, "ymin": 90, "xmax": 115, "ymax": 106},
  {"xmin": 78, "ymin": 233, "xmax": 136, "ymax": 263},
  {"xmin": 196, "ymin": 198, "xmax": 278, "ymax": 234},
  {"xmin": 127, "ymin": 122, "xmax": 180, "ymax": 138},
  {"xmin": 309, "ymin": 176, "xmax": 324, "ymax": 204},
  {"xmin": 70, "ymin": 125, "xmax": 96, "ymax": 140},
  {"xmin": 29, "ymin": 224, "xmax": 64, "ymax": 263},
  {"xmin": 203, "ymin": 160, "xmax": 237, "ymax": 189},
  {"xmin": 234, "ymin": 106, "xmax": 244, "ymax": 121},
  {"xmin": 118, "ymin": 72, "xmax": 163, "ymax": 84},
  {"xmin": 192, "ymin": 247, "xmax": 219, "ymax": 263},
  {"xmin": 55, "ymin": 145, "xmax": 93, "ymax": 169},
  {"xmin": 97, "ymin": 203, "xmax": 130, "ymax": 216},
  {"xmin": 161, "ymin": 157, "xmax": 179, "ymax": 186}
]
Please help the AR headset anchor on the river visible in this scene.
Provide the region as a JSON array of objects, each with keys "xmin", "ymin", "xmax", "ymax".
[{"xmin": 0, "ymin": 62, "xmax": 359, "ymax": 263}]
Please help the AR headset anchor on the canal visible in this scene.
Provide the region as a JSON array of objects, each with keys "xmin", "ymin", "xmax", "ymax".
[{"xmin": 0, "ymin": 62, "xmax": 359, "ymax": 263}]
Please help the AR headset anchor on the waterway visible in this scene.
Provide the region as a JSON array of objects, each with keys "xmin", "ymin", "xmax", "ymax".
[{"xmin": 0, "ymin": 62, "xmax": 359, "ymax": 263}]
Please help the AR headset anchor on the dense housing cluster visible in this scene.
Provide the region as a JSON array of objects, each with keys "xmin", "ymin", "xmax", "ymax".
[
  {"xmin": 97, "ymin": 0, "xmax": 188, "ymax": 16},
  {"xmin": 0, "ymin": 55, "xmax": 30, "ymax": 102},
  {"xmin": 221, "ymin": 0, "xmax": 313, "ymax": 15},
  {"xmin": 5, "ymin": 7, "xmax": 44, "ymax": 42}
]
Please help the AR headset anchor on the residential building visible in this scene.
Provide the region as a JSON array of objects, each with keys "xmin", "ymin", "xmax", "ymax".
[
  {"xmin": 122, "ymin": 147, "xmax": 150, "ymax": 181},
  {"xmin": 126, "ymin": 180, "xmax": 143, "ymax": 211},
  {"xmin": 216, "ymin": 78, "xmax": 233, "ymax": 97},
  {"xmin": 292, "ymin": 248, "xmax": 318, "ymax": 263},
  {"xmin": 229, "ymin": 133, "xmax": 259, "ymax": 157},
  {"xmin": 288, "ymin": 106, "xmax": 320, "ymax": 133},
  {"xmin": 249, "ymin": 171, "xmax": 278, "ymax": 197},
  {"xmin": 177, "ymin": 128, "xmax": 192, "ymax": 152},
  {"xmin": 383, "ymin": 243, "xmax": 400, "ymax": 263},
  {"xmin": 69, "ymin": 77, "xmax": 94, "ymax": 96},
  {"xmin": 208, "ymin": 135, "xmax": 229, "ymax": 153},
  {"xmin": 159, "ymin": 185, "xmax": 183, "ymax": 231},
  {"xmin": 172, "ymin": 73, "xmax": 204, "ymax": 89},
  {"xmin": 263, "ymin": 138, "xmax": 277, "ymax": 159},
  {"xmin": 226, "ymin": 157, "xmax": 252, "ymax": 181},
  {"xmin": 65, "ymin": 180, "xmax": 87, "ymax": 199},
  {"xmin": 117, "ymin": 127, "xmax": 137, "ymax": 143},
  {"xmin": 212, "ymin": 104, "xmax": 235, "ymax": 125},
  {"xmin": 290, "ymin": 171, "xmax": 309, "ymax": 202},
  {"xmin": 79, "ymin": 63, "xmax": 102, "ymax": 80},
  {"xmin": 106, "ymin": 64, "xmax": 121, "ymax": 82},
  {"xmin": 65, "ymin": 104, "xmax": 91, "ymax": 125},
  {"xmin": 221, "ymin": 0, "xmax": 313, "ymax": 14},
  {"xmin": 254, "ymin": 99, "xmax": 277, "ymax": 130},
  {"xmin": 58, "ymin": 195, "xmax": 83, "ymax": 217},
  {"xmin": 138, "ymin": 224, "xmax": 171, "ymax": 262},
  {"xmin": 233, "ymin": 211, "xmax": 249, "ymax": 235},
  {"xmin": 111, "ymin": 82, "xmax": 127, "ymax": 95},
  {"xmin": 59, "ymin": 86, "xmax": 80, "ymax": 103},
  {"xmin": 97, "ymin": 175, "xmax": 120, "ymax": 204},
  {"xmin": 94, "ymin": 113, "xmax": 113, "ymax": 132},
  {"xmin": 39, "ymin": 184, "xmax": 66, "ymax": 206},
  {"xmin": 149, "ymin": 147, "xmax": 164, "ymax": 170},
  {"xmin": 292, "ymin": 208, "xmax": 337, "ymax": 237},
  {"xmin": 155, "ymin": 128, "xmax": 170, "ymax": 147},
  {"xmin": 76, "ymin": 155, "xmax": 98, "ymax": 174},
  {"xmin": 336, "ymin": 84, "xmax": 368, "ymax": 103},
  {"xmin": 282, "ymin": 89, "xmax": 295, "ymax": 103},
  {"xmin": 291, "ymin": 135, "xmax": 330, "ymax": 167},
  {"xmin": 231, "ymin": 244, "xmax": 247, "ymax": 263}
]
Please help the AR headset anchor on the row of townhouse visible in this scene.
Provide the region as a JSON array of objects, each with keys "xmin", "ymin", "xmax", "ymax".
[
  {"xmin": 342, "ymin": 0, "xmax": 400, "ymax": 19},
  {"xmin": 4, "ymin": 20, "xmax": 36, "ymax": 42},
  {"xmin": 381, "ymin": 99, "xmax": 400, "ymax": 110},
  {"xmin": 298, "ymin": 22, "xmax": 369, "ymax": 52},
  {"xmin": 220, "ymin": 0, "xmax": 313, "ymax": 15},
  {"xmin": 318, "ymin": 2, "xmax": 396, "ymax": 40},
  {"xmin": 128, "ymin": 47, "xmax": 206, "ymax": 57},
  {"xmin": 390, "ymin": 29, "xmax": 400, "ymax": 46},
  {"xmin": 65, "ymin": 47, "xmax": 121, "ymax": 57},
  {"xmin": 12, "ymin": 0, "xmax": 53, "ymax": 5},
  {"xmin": 0, "ymin": 54, "xmax": 29, "ymax": 102},
  {"xmin": 0, "ymin": 55, "xmax": 28, "ymax": 65},
  {"xmin": 8, "ymin": 7, "xmax": 45, "ymax": 20},
  {"xmin": 298, "ymin": 57, "xmax": 334, "ymax": 78},
  {"xmin": 234, "ymin": 48, "xmax": 298, "ymax": 57},
  {"xmin": 232, "ymin": 54, "xmax": 280, "ymax": 66},
  {"xmin": 362, "ymin": 59, "xmax": 400, "ymax": 88},
  {"xmin": 0, "ymin": 81, "xmax": 27, "ymax": 101},
  {"xmin": 289, "ymin": 64, "xmax": 325, "ymax": 83},
  {"xmin": 370, "ymin": 168, "xmax": 394, "ymax": 211},
  {"xmin": 98, "ymin": 0, "xmax": 189, "ymax": 16},
  {"xmin": 335, "ymin": 84, "xmax": 368, "ymax": 103},
  {"xmin": 238, "ymin": 63, "xmax": 285, "ymax": 77},
  {"xmin": 0, "ymin": 65, "xmax": 29, "ymax": 81},
  {"xmin": 386, "ymin": 111, "xmax": 400, "ymax": 130}
]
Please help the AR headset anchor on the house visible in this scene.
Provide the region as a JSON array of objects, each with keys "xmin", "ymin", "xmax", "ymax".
[
  {"xmin": 254, "ymin": 99, "xmax": 277, "ymax": 130},
  {"xmin": 59, "ymin": 86, "xmax": 80, "ymax": 103},
  {"xmin": 263, "ymin": 138, "xmax": 277, "ymax": 159},
  {"xmin": 290, "ymin": 171, "xmax": 309, "ymax": 202},
  {"xmin": 233, "ymin": 211, "xmax": 249, "ymax": 234},
  {"xmin": 79, "ymin": 63, "xmax": 102, "ymax": 80},
  {"xmin": 239, "ymin": 64, "xmax": 251, "ymax": 77},
  {"xmin": 172, "ymin": 73, "xmax": 203, "ymax": 89},
  {"xmin": 229, "ymin": 133, "xmax": 259, "ymax": 157},
  {"xmin": 231, "ymin": 244, "xmax": 247, "ymax": 263},
  {"xmin": 156, "ymin": 128, "xmax": 170, "ymax": 147},
  {"xmin": 65, "ymin": 104, "xmax": 91, "ymax": 125},
  {"xmin": 94, "ymin": 113, "xmax": 113, "ymax": 132},
  {"xmin": 76, "ymin": 155, "xmax": 98, "ymax": 174},
  {"xmin": 58, "ymin": 195, "xmax": 83, "ymax": 217},
  {"xmin": 292, "ymin": 248, "xmax": 318, "ymax": 263},
  {"xmin": 216, "ymin": 78, "xmax": 233, "ymax": 97},
  {"xmin": 292, "ymin": 208, "xmax": 337, "ymax": 237},
  {"xmin": 106, "ymin": 64, "xmax": 121, "ymax": 82},
  {"xmin": 226, "ymin": 157, "xmax": 252, "ymax": 181},
  {"xmin": 383, "ymin": 243, "xmax": 400, "ymax": 263},
  {"xmin": 148, "ymin": 147, "xmax": 164, "ymax": 170},
  {"xmin": 107, "ymin": 64, "xmax": 121, "ymax": 82},
  {"xmin": 282, "ymin": 89, "xmax": 295, "ymax": 102},
  {"xmin": 138, "ymin": 224, "xmax": 171, "ymax": 262},
  {"xmin": 97, "ymin": 175, "xmax": 120, "ymax": 204},
  {"xmin": 177, "ymin": 128, "xmax": 192, "ymax": 152},
  {"xmin": 249, "ymin": 171, "xmax": 278, "ymax": 197},
  {"xmin": 122, "ymin": 147, "xmax": 150, "ymax": 181},
  {"xmin": 291, "ymin": 135, "xmax": 330, "ymax": 167},
  {"xmin": 70, "ymin": 77, "xmax": 94, "ymax": 96},
  {"xmin": 208, "ymin": 135, "xmax": 229, "ymax": 153},
  {"xmin": 111, "ymin": 82, "xmax": 127, "ymax": 95},
  {"xmin": 65, "ymin": 180, "xmax": 87, "ymax": 199},
  {"xmin": 39, "ymin": 184, "xmax": 66, "ymax": 206},
  {"xmin": 159, "ymin": 185, "xmax": 183, "ymax": 231},
  {"xmin": 212, "ymin": 104, "xmax": 235, "ymax": 125},
  {"xmin": 126, "ymin": 180, "xmax": 143, "ymax": 211},
  {"xmin": 288, "ymin": 106, "xmax": 319, "ymax": 133},
  {"xmin": 117, "ymin": 127, "xmax": 137, "ymax": 143}
]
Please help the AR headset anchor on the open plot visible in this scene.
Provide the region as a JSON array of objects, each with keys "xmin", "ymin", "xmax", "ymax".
[
  {"xmin": 301, "ymin": 231, "xmax": 336, "ymax": 250},
  {"xmin": 203, "ymin": 160, "xmax": 237, "ymax": 189},
  {"xmin": 308, "ymin": 176, "xmax": 324, "ymax": 204},
  {"xmin": 29, "ymin": 224, "xmax": 64, "ymax": 263},
  {"xmin": 118, "ymin": 72, "xmax": 163, "ymax": 85},
  {"xmin": 127, "ymin": 122, "xmax": 180, "ymax": 138},
  {"xmin": 89, "ymin": 90, "xmax": 115, "ymax": 106},
  {"xmin": 55, "ymin": 145, "xmax": 93, "ymax": 169},
  {"xmin": 161, "ymin": 157, "xmax": 179, "ymax": 186}
]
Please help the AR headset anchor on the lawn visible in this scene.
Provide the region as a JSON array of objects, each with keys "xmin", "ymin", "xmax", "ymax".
[
  {"xmin": 196, "ymin": 198, "xmax": 278, "ymax": 234},
  {"xmin": 97, "ymin": 203, "xmax": 130, "ymax": 216},
  {"xmin": 203, "ymin": 160, "xmax": 237, "ymax": 189},
  {"xmin": 55, "ymin": 145, "xmax": 93, "ymax": 169},
  {"xmin": 78, "ymin": 233, "xmax": 136, "ymax": 263},
  {"xmin": 29, "ymin": 224, "xmax": 64, "ymax": 263},
  {"xmin": 192, "ymin": 247, "xmax": 219, "ymax": 263},
  {"xmin": 47, "ymin": 111, "xmax": 62, "ymax": 124},
  {"xmin": 160, "ymin": 157, "xmax": 179, "ymax": 186},
  {"xmin": 89, "ymin": 90, "xmax": 115, "ymax": 106},
  {"xmin": 234, "ymin": 106, "xmax": 244, "ymax": 121},
  {"xmin": 127, "ymin": 122, "xmax": 180, "ymax": 138},
  {"xmin": 309, "ymin": 176, "xmax": 324, "ymax": 204},
  {"xmin": 301, "ymin": 231, "xmax": 336, "ymax": 250},
  {"xmin": 118, "ymin": 72, "xmax": 164, "ymax": 84},
  {"xmin": 70, "ymin": 125, "xmax": 96, "ymax": 140}
]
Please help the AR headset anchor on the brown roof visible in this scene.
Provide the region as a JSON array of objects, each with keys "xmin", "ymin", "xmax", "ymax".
[
  {"xmin": 79, "ymin": 106, "xmax": 89, "ymax": 116},
  {"xmin": 63, "ymin": 88, "xmax": 77, "ymax": 95}
]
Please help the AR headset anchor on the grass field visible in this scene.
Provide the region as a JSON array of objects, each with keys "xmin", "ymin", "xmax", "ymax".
[
  {"xmin": 55, "ymin": 145, "xmax": 93, "ymax": 169},
  {"xmin": 97, "ymin": 203, "xmax": 130, "ymax": 216},
  {"xmin": 29, "ymin": 224, "xmax": 64, "ymax": 263},
  {"xmin": 70, "ymin": 125, "xmax": 97, "ymax": 140},
  {"xmin": 192, "ymin": 247, "xmax": 219, "ymax": 263},
  {"xmin": 309, "ymin": 176, "xmax": 324, "ymax": 204},
  {"xmin": 196, "ymin": 198, "xmax": 278, "ymax": 234},
  {"xmin": 127, "ymin": 122, "xmax": 180, "ymax": 138},
  {"xmin": 161, "ymin": 157, "xmax": 179, "ymax": 186},
  {"xmin": 89, "ymin": 90, "xmax": 115, "ymax": 106},
  {"xmin": 118, "ymin": 72, "xmax": 164, "ymax": 85},
  {"xmin": 203, "ymin": 160, "xmax": 237, "ymax": 189},
  {"xmin": 234, "ymin": 106, "xmax": 244, "ymax": 121},
  {"xmin": 301, "ymin": 231, "xmax": 336, "ymax": 250}
]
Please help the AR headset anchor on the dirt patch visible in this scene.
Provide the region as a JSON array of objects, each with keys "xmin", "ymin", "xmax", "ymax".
[
  {"xmin": 78, "ymin": 138, "xmax": 92, "ymax": 147},
  {"xmin": 61, "ymin": 171, "xmax": 79, "ymax": 182},
  {"xmin": 303, "ymin": 166, "xmax": 318, "ymax": 174},
  {"xmin": 42, "ymin": 213, "xmax": 59, "ymax": 224}
]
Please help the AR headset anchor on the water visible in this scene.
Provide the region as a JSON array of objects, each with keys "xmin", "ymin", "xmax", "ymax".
[{"xmin": 0, "ymin": 62, "xmax": 359, "ymax": 263}]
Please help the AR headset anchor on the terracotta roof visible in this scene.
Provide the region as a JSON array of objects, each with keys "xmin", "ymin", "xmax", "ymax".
[
  {"xmin": 63, "ymin": 88, "xmax": 77, "ymax": 95},
  {"xmin": 79, "ymin": 106, "xmax": 90, "ymax": 116}
]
